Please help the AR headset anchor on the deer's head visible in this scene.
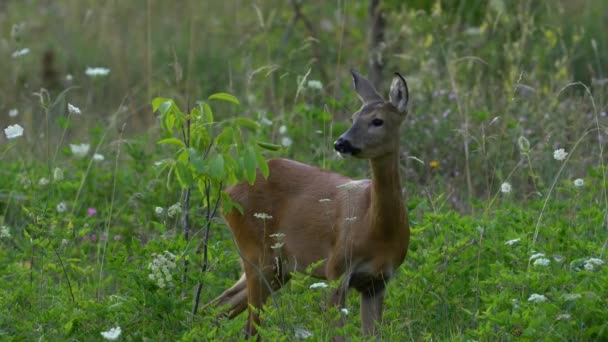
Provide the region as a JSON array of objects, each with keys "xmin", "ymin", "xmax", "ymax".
[{"xmin": 334, "ymin": 70, "xmax": 408, "ymax": 159}]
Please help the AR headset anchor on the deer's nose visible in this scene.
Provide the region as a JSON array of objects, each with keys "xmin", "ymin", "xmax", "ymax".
[{"xmin": 334, "ymin": 138, "xmax": 360, "ymax": 155}]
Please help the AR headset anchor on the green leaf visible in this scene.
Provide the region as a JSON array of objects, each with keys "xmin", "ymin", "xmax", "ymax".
[
  {"xmin": 255, "ymin": 148, "xmax": 269, "ymax": 178},
  {"xmin": 257, "ymin": 141, "xmax": 282, "ymax": 151},
  {"xmin": 215, "ymin": 126, "xmax": 235, "ymax": 147},
  {"xmin": 152, "ymin": 97, "xmax": 170, "ymax": 112},
  {"xmin": 175, "ymin": 161, "xmax": 193, "ymax": 188},
  {"xmin": 158, "ymin": 100, "xmax": 174, "ymax": 116},
  {"xmin": 208, "ymin": 154, "xmax": 225, "ymax": 181},
  {"xmin": 208, "ymin": 92, "xmax": 240, "ymax": 105},
  {"xmin": 244, "ymin": 147, "xmax": 257, "ymax": 185},
  {"xmin": 157, "ymin": 138, "xmax": 186, "ymax": 147},
  {"xmin": 201, "ymin": 102, "xmax": 213, "ymax": 123},
  {"xmin": 234, "ymin": 117, "xmax": 260, "ymax": 130}
]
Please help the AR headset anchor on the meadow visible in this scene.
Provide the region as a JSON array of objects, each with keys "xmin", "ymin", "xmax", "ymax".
[{"xmin": 1, "ymin": 0, "xmax": 607, "ymax": 340}]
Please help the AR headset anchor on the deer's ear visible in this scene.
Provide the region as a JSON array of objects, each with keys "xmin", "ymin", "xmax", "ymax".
[
  {"xmin": 389, "ymin": 72, "xmax": 409, "ymax": 114},
  {"xmin": 351, "ymin": 70, "xmax": 383, "ymax": 104}
]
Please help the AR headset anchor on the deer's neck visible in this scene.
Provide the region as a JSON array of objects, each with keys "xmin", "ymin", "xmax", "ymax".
[{"xmin": 368, "ymin": 151, "xmax": 407, "ymax": 238}]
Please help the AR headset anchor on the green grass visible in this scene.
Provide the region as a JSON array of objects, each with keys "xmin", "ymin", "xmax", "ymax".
[{"xmin": 1, "ymin": 0, "xmax": 608, "ymax": 340}]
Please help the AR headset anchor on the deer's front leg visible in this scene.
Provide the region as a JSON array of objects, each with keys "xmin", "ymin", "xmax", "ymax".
[{"xmin": 360, "ymin": 289, "xmax": 385, "ymax": 336}]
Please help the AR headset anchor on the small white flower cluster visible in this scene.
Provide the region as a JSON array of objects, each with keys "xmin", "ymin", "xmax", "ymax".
[
  {"xmin": 100, "ymin": 326, "xmax": 122, "ymax": 340},
  {"xmin": 573, "ymin": 178, "xmax": 584, "ymax": 187},
  {"xmin": 155, "ymin": 206, "xmax": 164, "ymax": 216},
  {"xmin": 337, "ymin": 180, "xmax": 368, "ymax": 191},
  {"xmin": 307, "ymin": 80, "xmax": 323, "ymax": 90},
  {"xmin": 583, "ymin": 258, "xmax": 604, "ymax": 271},
  {"xmin": 500, "ymin": 182, "xmax": 512, "ymax": 194},
  {"xmin": 562, "ymin": 293, "xmax": 582, "ymax": 301},
  {"xmin": 504, "ymin": 238, "xmax": 520, "ymax": 246},
  {"xmin": 12, "ymin": 48, "xmax": 30, "ymax": 58},
  {"xmin": 93, "ymin": 153, "xmax": 105, "ymax": 161},
  {"xmin": 8, "ymin": 108, "xmax": 19, "ymax": 117},
  {"xmin": 4, "ymin": 124, "xmax": 24, "ymax": 139},
  {"xmin": 533, "ymin": 257, "xmax": 551, "ymax": 267},
  {"xmin": 70, "ymin": 143, "xmax": 90, "ymax": 158},
  {"xmin": 0, "ymin": 225, "xmax": 11, "ymax": 238},
  {"xmin": 67, "ymin": 103, "xmax": 81, "ymax": 115},
  {"xmin": 57, "ymin": 201, "xmax": 68, "ymax": 213},
  {"xmin": 167, "ymin": 202, "xmax": 182, "ymax": 218},
  {"xmin": 270, "ymin": 233, "xmax": 285, "ymax": 250},
  {"xmin": 85, "ymin": 67, "xmax": 110, "ymax": 77},
  {"xmin": 553, "ymin": 148, "xmax": 568, "ymax": 161},
  {"xmin": 53, "ymin": 167, "xmax": 64, "ymax": 182},
  {"xmin": 530, "ymin": 253, "xmax": 551, "ymax": 266},
  {"xmin": 295, "ymin": 327, "xmax": 313, "ymax": 339},
  {"xmin": 528, "ymin": 293, "xmax": 548, "ymax": 303},
  {"xmin": 148, "ymin": 251, "xmax": 177, "ymax": 288},
  {"xmin": 278, "ymin": 124, "xmax": 293, "ymax": 147},
  {"xmin": 309, "ymin": 282, "xmax": 328, "ymax": 289},
  {"xmin": 254, "ymin": 212, "xmax": 273, "ymax": 220}
]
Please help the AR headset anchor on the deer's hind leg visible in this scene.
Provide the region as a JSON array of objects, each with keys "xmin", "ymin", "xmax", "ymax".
[
  {"xmin": 203, "ymin": 273, "xmax": 249, "ymax": 319},
  {"xmin": 242, "ymin": 250, "xmax": 291, "ymax": 338}
]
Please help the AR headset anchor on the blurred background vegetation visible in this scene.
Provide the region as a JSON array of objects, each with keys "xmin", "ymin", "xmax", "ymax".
[{"xmin": 1, "ymin": 0, "xmax": 607, "ymax": 208}]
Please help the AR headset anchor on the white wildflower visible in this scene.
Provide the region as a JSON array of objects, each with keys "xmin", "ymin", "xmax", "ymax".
[
  {"xmin": 344, "ymin": 216, "xmax": 357, "ymax": 222},
  {"xmin": 533, "ymin": 257, "xmax": 551, "ymax": 267},
  {"xmin": 67, "ymin": 103, "xmax": 81, "ymax": 115},
  {"xmin": 148, "ymin": 251, "xmax": 177, "ymax": 288},
  {"xmin": 528, "ymin": 293, "xmax": 548, "ymax": 303},
  {"xmin": 341, "ymin": 308, "xmax": 349, "ymax": 315},
  {"xmin": 155, "ymin": 207, "xmax": 164, "ymax": 216},
  {"xmin": 309, "ymin": 282, "xmax": 328, "ymax": 289},
  {"xmin": 56, "ymin": 201, "xmax": 67, "ymax": 213},
  {"xmin": 553, "ymin": 148, "xmax": 568, "ymax": 161},
  {"xmin": 307, "ymin": 80, "xmax": 323, "ymax": 90},
  {"xmin": 167, "ymin": 203, "xmax": 182, "ymax": 218},
  {"xmin": 279, "ymin": 125, "xmax": 287, "ymax": 134},
  {"xmin": 4, "ymin": 124, "xmax": 24, "ymax": 139},
  {"xmin": 53, "ymin": 167, "xmax": 64, "ymax": 182},
  {"xmin": 271, "ymin": 242, "xmax": 284, "ymax": 249},
  {"xmin": 69, "ymin": 143, "xmax": 90, "ymax": 158},
  {"xmin": 0, "ymin": 225, "xmax": 10, "ymax": 238},
  {"xmin": 573, "ymin": 178, "xmax": 584, "ymax": 187},
  {"xmin": 100, "ymin": 326, "xmax": 122, "ymax": 340},
  {"xmin": 38, "ymin": 177, "xmax": 50, "ymax": 186},
  {"xmin": 584, "ymin": 258, "xmax": 604, "ymax": 271},
  {"xmin": 530, "ymin": 253, "xmax": 545, "ymax": 261},
  {"xmin": 93, "ymin": 153, "xmax": 105, "ymax": 161},
  {"xmin": 281, "ymin": 136, "xmax": 293, "ymax": 147},
  {"xmin": 66, "ymin": 74, "xmax": 73, "ymax": 81},
  {"xmin": 504, "ymin": 238, "xmax": 520, "ymax": 246},
  {"xmin": 270, "ymin": 233, "xmax": 286, "ymax": 239},
  {"xmin": 556, "ymin": 313, "xmax": 571, "ymax": 321},
  {"xmin": 85, "ymin": 67, "xmax": 110, "ymax": 77},
  {"xmin": 254, "ymin": 212, "xmax": 273, "ymax": 220},
  {"xmin": 500, "ymin": 182, "xmax": 512, "ymax": 194},
  {"xmin": 11, "ymin": 48, "xmax": 30, "ymax": 58},
  {"xmin": 562, "ymin": 293, "xmax": 582, "ymax": 301},
  {"xmin": 8, "ymin": 108, "xmax": 18, "ymax": 117},
  {"xmin": 295, "ymin": 328, "xmax": 313, "ymax": 339},
  {"xmin": 337, "ymin": 180, "xmax": 368, "ymax": 191}
]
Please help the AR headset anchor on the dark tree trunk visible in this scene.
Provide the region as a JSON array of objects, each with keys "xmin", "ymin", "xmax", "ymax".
[{"xmin": 368, "ymin": 0, "xmax": 386, "ymax": 89}]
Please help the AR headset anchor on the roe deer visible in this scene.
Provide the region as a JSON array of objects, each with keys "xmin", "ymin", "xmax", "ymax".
[{"xmin": 204, "ymin": 70, "xmax": 410, "ymax": 339}]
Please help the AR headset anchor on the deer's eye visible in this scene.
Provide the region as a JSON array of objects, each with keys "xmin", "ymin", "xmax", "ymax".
[{"xmin": 371, "ymin": 118, "xmax": 384, "ymax": 127}]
